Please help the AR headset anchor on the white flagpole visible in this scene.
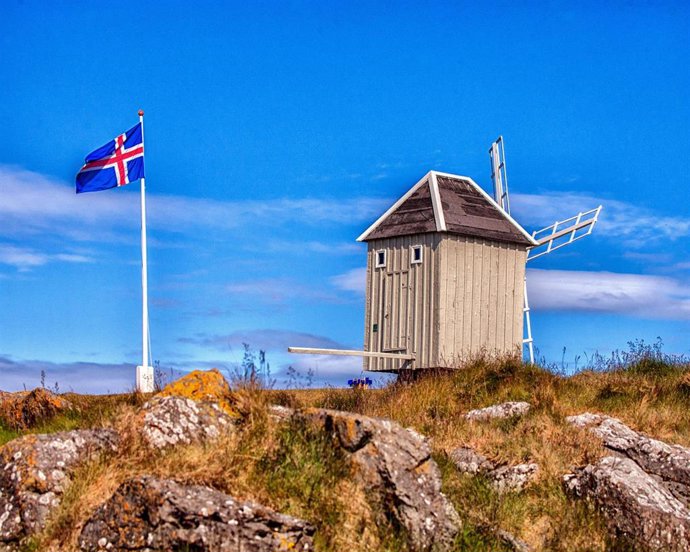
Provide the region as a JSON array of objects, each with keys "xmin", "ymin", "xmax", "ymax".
[{"xmin": 136, "ymin": 109, "xmax": 154, "ymax": 393}]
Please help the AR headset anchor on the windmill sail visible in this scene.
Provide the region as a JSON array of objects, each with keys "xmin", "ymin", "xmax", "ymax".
[{"xmin": 527, "ymin": 206, "xmax": 602, "ymax": 261}]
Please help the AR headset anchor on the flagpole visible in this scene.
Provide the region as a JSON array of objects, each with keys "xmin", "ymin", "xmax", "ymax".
[{"xmin": 136, "ymin": 109, "xmax": 153, "ymax": 393}]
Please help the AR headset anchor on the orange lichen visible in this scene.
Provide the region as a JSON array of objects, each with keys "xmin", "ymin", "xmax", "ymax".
[
  {"xmin": 0, "ymin": 388, "xmax": 73, "ymax": 430},
  {"xmin": 159, "ymin": 369, "xmax": 239, "ymax": 418}
]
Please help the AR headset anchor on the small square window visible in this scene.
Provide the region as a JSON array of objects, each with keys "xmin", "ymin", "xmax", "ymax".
[
  {"xmin": 411, "ymin": 245, "xmax": 423, "ymax": 264},
  {"xmin": 375, "ymin": 250, "xmax": 386, "ymax": 268}
]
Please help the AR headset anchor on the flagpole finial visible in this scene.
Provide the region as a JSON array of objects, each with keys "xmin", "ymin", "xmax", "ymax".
[{"xmin": 138, "ymin": 109, "xmax": 144, "ymax": 116}]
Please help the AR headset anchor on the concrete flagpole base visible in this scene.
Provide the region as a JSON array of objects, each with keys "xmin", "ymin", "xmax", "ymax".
[{"xmin": 136, "ymin": 365, "xmax": 155, "ymax": 393}]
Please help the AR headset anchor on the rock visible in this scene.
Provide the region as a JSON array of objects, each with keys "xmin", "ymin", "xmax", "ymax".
[
  {"xmin": 566, "ymin": 413, "xmax": 690, "ymax": 504},
  {"xmin": 141, "ymin": 395, "xmax": 236, "ymax": 450},
  {"xmin": 497, "ymin": 529, "xmax": 533, "ymax": 552},
  {"xmin": 0, "ymin": 388, "xmax": 73, "ymax": 430},
  {"xmin": 449, "ymin": 447, "xmax": 538, "ymax": 493},
  {"xmin": 0, "ymin": 429, "xmax": 118, "ymax": 543},
  {"xmin": 159, "ymin": 368, "xmax": 239, "ymax": 418},
  {"xmin": 564, "ymin": 456, "xmax": 690, "ymax": 551},
  {"xmin": 449, "ymin": 446, "xmax": 493, "ymax": 475},
  {"xmin": 140, "ymin": 369, "xmax": 241, "ymax": 450},
  {"xmin": 268, "ymin": 404, "xmax": 294, "ymax": 422},
  {"xmin": 491, "ymin": 463, "xmax": 539, "ymax": 494},
  {"xmin": 294, "ymin": 408, "xmax": 459, "ymax": 551},
  {"xmin": 79, "ymin": 476, "xmax": 315, "ymax": 552},
  {"xmin": 464, "ymin": 401, "xmax": 530, "ymax": 422}
]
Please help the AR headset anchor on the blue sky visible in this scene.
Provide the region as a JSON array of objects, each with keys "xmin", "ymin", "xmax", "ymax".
[{"xmin": 1, "ymin": 1, "xmax": 688, "ymax": 392}]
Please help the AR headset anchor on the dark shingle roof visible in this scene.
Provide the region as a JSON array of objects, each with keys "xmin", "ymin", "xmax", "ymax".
[{"xmin": 358, "ymin": 171, "xmax": 535, "ymax": 246}]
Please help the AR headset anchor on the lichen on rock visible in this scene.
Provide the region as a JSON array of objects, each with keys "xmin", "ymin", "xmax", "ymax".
[
  {"xmin": 0, "ymin": 388, "xmax": 74, "ymax": 430},
  {"xmin": 159, "ymin": 368, "xmax": 239, "ymax": 418},
  {"xmin": 464, "ymin": 401, "xmax": 531, "ymax": 422},
  {"xmin": 291, "ymin": 407, "xmax": 460, "ymax": 551},
  {"xmin": 79, "ymin": 476, "xmax": 315, "ymax": 552},
  {"xmin": 0, "ymin": 429, "xmax": 119, "ymax": 545}
]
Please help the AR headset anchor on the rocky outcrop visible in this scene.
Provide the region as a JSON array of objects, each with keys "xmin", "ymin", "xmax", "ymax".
[
  {"xmin": 465, "ymin": 401, "xmax": 530, "ymax": 422},
  {"xmin": 567, "ymin": 413, "xmax": 690, "ymax": 503},
  {"xmin": 290, "ymin": 407, "xmax": 459, "ymax": 551},
  {"xmin": 79, "ymin": 476, "xmax": 314, "ymax": 552},
  {"xmin": 141, "ymin": 395, "xmax": 236, "ymax": 450},
  {"xmin": 450, "ymin": 447, "xmax": 538, "ymax": 493},
  {"xmin": 564, "ymin": 413, "xmax": 690, "ymax": 551},
  {"xmin": 0, "ymin": 429, "xmax": 118, "ymax": 544},
  {"xmin": 141, "ymin": 369, "xmax": 240, "ymax": 450},
  {"xmin": 0, "ymin": 388, "xmax": 73, "ymax": 430},
  {"xmin": 564, "ymin": 457, "xmax": 690, "ymax": 551}
]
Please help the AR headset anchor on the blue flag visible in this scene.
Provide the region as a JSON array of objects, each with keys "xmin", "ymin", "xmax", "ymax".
[{"xmin": 76, "ymin": 123, "xmax": 145, "ymax": 194}]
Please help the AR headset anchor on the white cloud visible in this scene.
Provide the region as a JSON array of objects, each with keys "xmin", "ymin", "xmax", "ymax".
[
  {"xmin": 0, "ymin": 164, "xmax": 389, "ymax": 242},
  {"xmin": 511, "ymin": 192, "xmax": 690, "ymax": 247},
  {"xmin": 331, "ymin": 267, "xmax": 366, "ymax": 294},
  {"xmin": 0, "ymin": 244, "xmax": 94, "ymax": 271},
  {"xmin": 527, "ymin": 268, "xmax": 690, "ymax": 320}
]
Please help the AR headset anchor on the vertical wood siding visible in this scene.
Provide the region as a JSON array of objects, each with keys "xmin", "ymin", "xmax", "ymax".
[
  {"xmin": 364, "ymin": 234, "xmax": 440, "ymax": 371},
  {"xmin": 437, "ymin": 236, "xmax": 527, "ymax": 363},
  {"xmin": 364, "ymin": 233, "xmax": 526, "ymax": 371}
]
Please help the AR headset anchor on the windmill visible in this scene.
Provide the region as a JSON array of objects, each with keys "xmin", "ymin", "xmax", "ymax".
[{"xmin": 489, "ymin": 136, "xmax": 602, "ymax": 363}]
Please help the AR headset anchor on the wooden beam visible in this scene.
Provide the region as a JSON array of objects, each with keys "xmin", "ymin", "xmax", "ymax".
[{"xmin": 288, "ymin": 347, "xmax": 415, "ymax": 360}]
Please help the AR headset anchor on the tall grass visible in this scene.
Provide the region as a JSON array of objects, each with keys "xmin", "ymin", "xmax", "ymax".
[{"xmin": 4, "ymin": 339, "xmax": 689, "ymax": 551}]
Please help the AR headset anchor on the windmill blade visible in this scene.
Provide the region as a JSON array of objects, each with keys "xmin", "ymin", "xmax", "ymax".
[{"xmin": 527, "ymin": 205, "xmax": 602, "ymax": 261}]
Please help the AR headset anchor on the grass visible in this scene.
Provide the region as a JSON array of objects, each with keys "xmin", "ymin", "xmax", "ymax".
[{"xmin": 3, "ymin": 340, "xmax": 689, "ymax": 551}]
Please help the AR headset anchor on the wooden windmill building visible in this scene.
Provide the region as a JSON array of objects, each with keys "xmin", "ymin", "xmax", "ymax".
[
  {"xmin": 356, "ymin": 171, "xmax": 538, "ymax": 371},
  {"xmin": 288, "ymin": 138, "xmax": 601, "ymax": 374}
]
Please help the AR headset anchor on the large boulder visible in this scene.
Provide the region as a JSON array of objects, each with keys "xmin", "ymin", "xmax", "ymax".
[
  {"xmin": 567, "ymin": 413, "xmax": 690, "ymax": 504},
  {"xmin": 0, "ymin": 429, "xmax": 118, "ymax": 544},
  {"xmin": 564, "ymin": 413, "xmax": 690, "ymax": 550},
  {"xmin": 0, "ymin": 388, "xmax": 73, "ymax": 430},
  {"xmin": 141, "ymin": 395, "xmax": 236, "ymax": 450},
  {"xmin": 464, "ymin": 401, "xmax": 530, "ymax": 422},
  {"xmin": 564, "ymin": 457, "xmax": 690, "ymax": 551},
  {"xmin": 141, "ymin": 369, "xmax": 240, "ymax": 450},
  {"xmin": 79, "ymin": 476, "xmax": 315, "ymax": 552},
  {"xmin": 292, "ymin": 407, "xmax": 460, "ymax": 551}
]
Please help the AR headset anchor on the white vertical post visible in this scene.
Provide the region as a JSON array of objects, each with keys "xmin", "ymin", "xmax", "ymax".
[{"xmin": 136, "ymin": 109, "xmax": 154, "ymax": 393}]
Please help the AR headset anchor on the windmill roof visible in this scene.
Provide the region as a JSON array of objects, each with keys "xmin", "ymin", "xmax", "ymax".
[{"xmin": 357, "ymin": 171, "xmax": 537, "ymax": 246}]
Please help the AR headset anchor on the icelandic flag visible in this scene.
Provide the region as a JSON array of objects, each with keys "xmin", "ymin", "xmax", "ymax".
[{"xmin": 76, "ymin": 123, "xmax": 145, "ymax": 194}]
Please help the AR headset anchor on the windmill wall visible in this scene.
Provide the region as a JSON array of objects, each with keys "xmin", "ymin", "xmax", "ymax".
[
  {"xmin": 436, "ymin": 235, "xmax": 526, "ymax": 365},
  {"xmin": 364, "ymin": 233, "xmax": 526, "ymax": 371}
]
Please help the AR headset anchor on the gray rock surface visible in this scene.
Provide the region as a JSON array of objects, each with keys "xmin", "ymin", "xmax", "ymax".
[
  {"xmin": 567, "ymin": 412, "xmax": 690, "ymax": 504},
  {"xmin": 0, "ymin": 429, "xmax": 118, "ymax": 543},
  {"xmin": 79, "ymin": 476, "xmax": 314, "ymax": 551},
  {"xmin": 491, "ymin": 463, "xmax": 539, "ymax": 494},
  {"xmin": 565, "ymin": 413, "xmax": 690, "ymax": 550},
  {"xmin": 465, "ymin": 401, "xmax": 530, "ymax": 422},
  {"xmin": 294, "ymin": 407, "xmax": 459, "ymax": 551},
  {"xmin": 141, "ymin": 395, "xmax": 235, "ymax": 450},
  {"xmin": 449, "ymin": 447, "xmax": 538, "ymax": 493},
  {"xmin": 564, "ymin": 456, "xmax": 690, "ymax": 551}
]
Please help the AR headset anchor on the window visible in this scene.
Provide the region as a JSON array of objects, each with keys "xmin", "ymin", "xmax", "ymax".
[
  {"xmin": 411, "ymin": 245, "xmax": 423, "ymax": 264},
  {"xmin": 375, "ymin": 249, "xmax": 386, "ymax": 268}
]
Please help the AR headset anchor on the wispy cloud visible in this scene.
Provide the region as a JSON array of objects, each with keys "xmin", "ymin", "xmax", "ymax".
[
  {"xmin": 331, "ymin": 267, "xmax": 366, "ymax": 294},
  {"xmin": 511, "ymin": 192, "xmax": 690, "ymax": 247},
  {"xmin": 0, "ymin": 165, "xmax": 389, "ymax": 242},
  {"xmin": 179, "ymin": 329, "xmax": 345, "ymax": 352},
  {"xmin": 0, "ymin": 243, "xmax": 93, "ymax": 271},
  {"xmin": 527, "ymin": 268, "xmax": 690, "ymax": 320}
]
